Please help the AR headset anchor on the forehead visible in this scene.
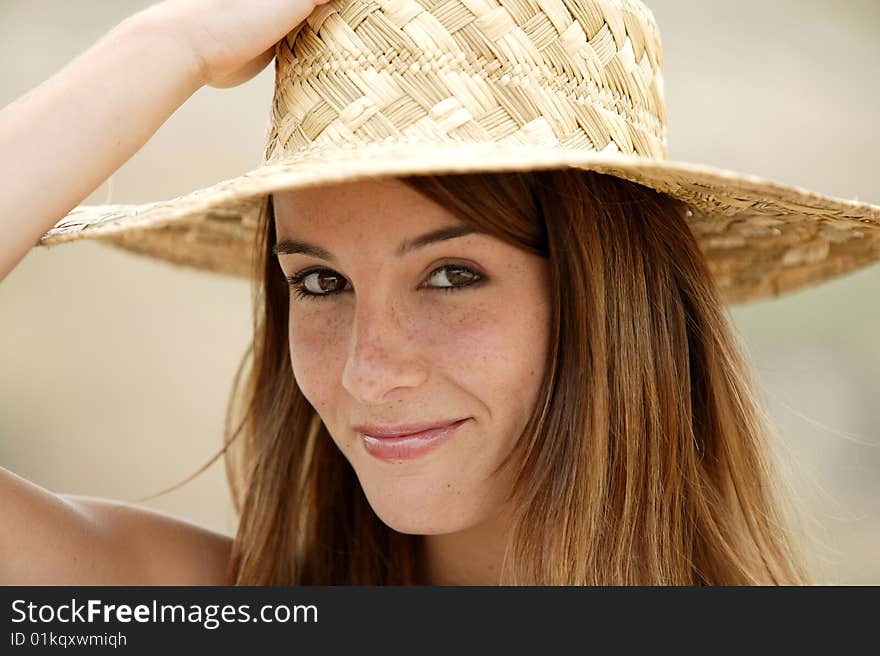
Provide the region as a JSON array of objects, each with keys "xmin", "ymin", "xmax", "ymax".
[
  {"xmin": 271, "ymin": 178, "xmax": 479, "ymax": 261},
  {"xmin": 273, "ymin": 177, "xmax": 441, "ymax": 228}
]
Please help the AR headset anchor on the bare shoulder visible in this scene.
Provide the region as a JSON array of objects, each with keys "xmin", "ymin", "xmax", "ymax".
[{"xmin": 61, "ymin": 494, "xmax": 234, "ymax": 586}]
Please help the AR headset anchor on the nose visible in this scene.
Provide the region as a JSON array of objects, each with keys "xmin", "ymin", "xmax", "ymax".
[{"xmin": 341, "ymin": 294, "xmax": 428, "ymax": 405}]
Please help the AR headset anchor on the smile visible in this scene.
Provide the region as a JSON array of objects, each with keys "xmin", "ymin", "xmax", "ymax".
[{"xmin": 358, "ymin": 418, "xmax": 470, "ymax": 463}]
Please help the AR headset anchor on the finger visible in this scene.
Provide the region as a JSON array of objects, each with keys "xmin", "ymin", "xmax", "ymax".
[{"xmin": 207, "ymin": 44, "xmax": 275, "ymax": 89}]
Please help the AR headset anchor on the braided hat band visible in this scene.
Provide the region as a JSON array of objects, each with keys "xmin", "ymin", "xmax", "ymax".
[{"xmin": 38, "ymin": 0, "xmax": 880, "ymax": 304}]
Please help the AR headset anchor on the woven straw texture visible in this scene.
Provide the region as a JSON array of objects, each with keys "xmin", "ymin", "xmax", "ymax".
[{"xmin": 36, "ymin": 0, "xmax": 880, "ymax": 304}]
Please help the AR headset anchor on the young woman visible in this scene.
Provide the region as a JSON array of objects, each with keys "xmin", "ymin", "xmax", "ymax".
[{"xmin": 2, "ymin": 0, "xmax": 877, "ymax": 585}]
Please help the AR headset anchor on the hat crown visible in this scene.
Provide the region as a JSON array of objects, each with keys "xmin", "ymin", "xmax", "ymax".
[{"xmin": 264, "ymin": 0, "xmax": 668, "ymax": 164}]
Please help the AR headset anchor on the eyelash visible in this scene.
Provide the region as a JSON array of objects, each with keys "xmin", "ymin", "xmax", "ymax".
[{"xmin": 285, "ymin": 264, "xmax": 483, "ymax": 302}]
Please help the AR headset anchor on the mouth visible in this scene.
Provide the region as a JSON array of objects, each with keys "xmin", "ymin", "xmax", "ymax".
[
  {"xmin": 356, "ymin": 418, "xmax": 470, "ymax": 462},
  {"xmin": 353, "ymin": 418, "xmax": 470, "ymax": 439}
]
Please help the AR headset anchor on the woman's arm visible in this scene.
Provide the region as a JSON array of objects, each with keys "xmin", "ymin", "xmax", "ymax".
[
  {"xmin": 0, "ymin": 0, "xmax": 325, "ymax": 583},
  {"xmin": 0, "ymin": 10, "xmax": 203, "ymax": 283},
  {"xmin": 0, "ymin": 0, "xmax": 329, "ymax": 283},
  {"xmin": 0, "ymin": 465, "xmax": 233, "ymax": 585}
]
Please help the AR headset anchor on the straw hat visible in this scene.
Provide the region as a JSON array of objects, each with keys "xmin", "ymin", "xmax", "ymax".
[{"xmin": 36, "ymin": 0, "xmax": 880, "ymax": 305}]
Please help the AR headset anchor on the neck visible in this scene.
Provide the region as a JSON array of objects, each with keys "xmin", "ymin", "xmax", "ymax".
[{"xmin": 419, "ymin": 501, "xmax": 516, "ymax": 586}]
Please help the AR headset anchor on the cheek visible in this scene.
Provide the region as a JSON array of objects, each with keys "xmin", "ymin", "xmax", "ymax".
[
  {"xmin": 287, "ymin": 289, "xmax": 549, "ymax": 411},
  {"xmin": 425, "ymin": 299, "xmax": 535, "ymax": 382},
  {"xmin": 288, "ymin": 307, "xmax": 348, "ymax": 411},
  {"xmin": 447, "ymin": 276, "xmax": 551, "ymax": 435},
  {"xmin": 417, "ymin": 297, "xmax": 501, "ymax": 369},
  {"xmin": 441, "ymin": 294, "xmax": 549, "ymax": 420}
]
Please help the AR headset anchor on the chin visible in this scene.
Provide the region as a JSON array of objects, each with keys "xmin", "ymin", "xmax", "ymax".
[
  {"xmin": 370, "ymin": 508, "xmax": 468, "ymax": 536},
  {"xmin": 356, "ymin": 475, "xmax": 495, "ymax": 536}
]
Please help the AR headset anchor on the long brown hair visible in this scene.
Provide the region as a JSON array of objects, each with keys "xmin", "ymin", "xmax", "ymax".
[{"xmin": 219, "ymin": 168, "xmax": 812, "ymax": 584}]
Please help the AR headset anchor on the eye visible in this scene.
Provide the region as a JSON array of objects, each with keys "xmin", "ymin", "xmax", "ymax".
[
  {"xmin": 285, "ymin": 264, "xmax": 483, "ymax": 301},
  {"xmin": 286, "ymin": 268, "xmax": 351, "ymax": 301},
  {"xmin": 423, "ymin": 264, "xmax": 481, "ymax": 292}
]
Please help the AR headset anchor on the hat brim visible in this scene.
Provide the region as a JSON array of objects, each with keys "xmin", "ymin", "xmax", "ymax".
[{"xmin": 37, "ymin": 140, "xmax": 880, "ymax": 305}]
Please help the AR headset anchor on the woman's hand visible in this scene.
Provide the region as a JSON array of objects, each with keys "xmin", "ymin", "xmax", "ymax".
[
  {"xmin": 142, "ymin": 0, "xmax": 333, "ymax": 89},
  {"xmin": 1, "ymin": 0, "xmax": 333, "ymax": 281}
]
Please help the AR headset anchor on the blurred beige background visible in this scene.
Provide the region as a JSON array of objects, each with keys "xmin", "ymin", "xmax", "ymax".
[{"xmin": 1, "ymin": 1, "xmax": 878, "ymax": 583}]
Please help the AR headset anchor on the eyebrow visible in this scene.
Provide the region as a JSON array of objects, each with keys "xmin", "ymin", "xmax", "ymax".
[{"xmin": 272, "ymin": 224, "xmax": 484, "ymax": 261}]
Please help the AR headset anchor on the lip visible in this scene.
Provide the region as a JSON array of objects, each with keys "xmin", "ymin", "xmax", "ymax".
[
  {"xmin": 356, "ymin": 418, "xmax": 470, "ymax": 462},
  {"xmin": 353, "ymin": 419, "xmax": 469, "ymax": 439}
]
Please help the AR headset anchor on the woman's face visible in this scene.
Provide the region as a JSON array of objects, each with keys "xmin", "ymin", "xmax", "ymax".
[{"xmin": 273, "ymin": 177, "xmax": 550, "ymax": 535}]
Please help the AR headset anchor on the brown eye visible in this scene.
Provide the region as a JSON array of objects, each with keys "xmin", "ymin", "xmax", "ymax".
[
  {"xmin": 287, "ymin": 268, "xmax": 351, "ymax": 301},
  {"xmin": 426, "ymin": 265, "xmax": 481, "ymax": 291},
  {"xmin": 302, "ymin": 270, "xmax": 347, "ymax": 294}
]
